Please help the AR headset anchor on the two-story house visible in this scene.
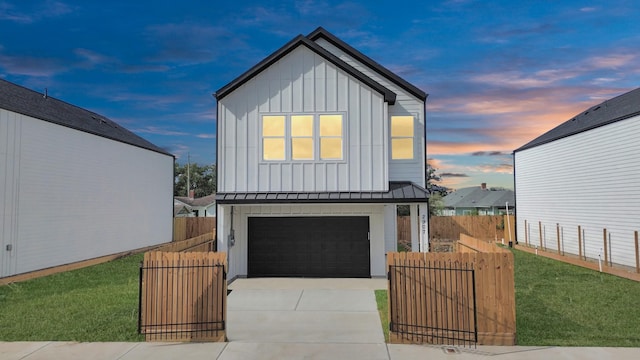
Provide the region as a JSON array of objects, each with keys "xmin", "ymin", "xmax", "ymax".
[{"xmin": 215, "ymin": 28, "xmax": 429, "ymax": 280}]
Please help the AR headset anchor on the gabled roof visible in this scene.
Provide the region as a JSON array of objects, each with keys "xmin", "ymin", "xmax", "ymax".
[
  {"xmin": 214, "ymin": 33, "xmax": 397, "ymax": 104},
  {"xmin": 175, "ymin": 194, "xmax": 216, "ymax": 207},
  {"xmin": 443, "ymin": 187, "xmax": 514, "ymax": 209},
  {"xmin": 515, "ymin": 87, "xmax": 640, "ymax": 152},
  {"xmin": 308, "ymin": 27, "xmax": 428, "ymax": 102},
  {"xmin": 0, "ymin": 79, "xmax": 172, "ymax": 156},
  {"xmin": 216, "ymin": 181, "xmax": 429, "ymax": 204}
]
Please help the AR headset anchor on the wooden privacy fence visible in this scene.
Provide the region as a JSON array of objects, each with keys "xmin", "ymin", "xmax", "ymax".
[
  {"xmin": 156, "ymin": 231, "xmax": 216, "ymax": 252},
  {"xmin": 430, "ymin": 215, "xmax": 515, "ymax": 242},
  {"xmin": 387, "ymin": 238, "xmax": 515, "ymax": 346},
  {"xmin": 174, "ymin": 217, "xmax": 216, "ymax": 242},
  {"xmin": 138, "ymin": 251, "xmax": 227, "ymax": 342}
]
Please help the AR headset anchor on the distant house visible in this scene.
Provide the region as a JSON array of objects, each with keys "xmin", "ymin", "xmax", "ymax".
[
  {"xmin": 0, "ymin": 79, "xmax": 174, "ymax": 279},
  {"xmin": 174, "ymin": 201, "xmax": 193, "ymax": 217},
  {"xmin": 514, "ymin": 88, "xmax": 640, "ymax": 268},
  {"xmin": 174, "ymin": 192, "xmax": 216, "ymax": 217},
  {"xmin": 215, "ymin": 27, "xmax": 429, "ymax": 280},
  {"xmin": 442, "ymin": 183, "xmax": 514, "ymax": 216}
]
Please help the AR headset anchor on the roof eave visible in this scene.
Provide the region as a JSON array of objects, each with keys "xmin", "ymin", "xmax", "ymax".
[
  {"xmin": 307, "ymin": 27, "xmax": 428, "ymax": 101},
  {"xmin": 215, "ymin": 34, "xmax": 396, "ymax": 104}
]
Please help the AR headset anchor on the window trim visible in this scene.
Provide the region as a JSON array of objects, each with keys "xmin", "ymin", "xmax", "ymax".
[
  {"xmin": 390, "ymin": 114, "xmax": 418, "ymax": 162},
  {"xmin": 259, "ymin": 113, "xmax": 346, "ymax": 163}
]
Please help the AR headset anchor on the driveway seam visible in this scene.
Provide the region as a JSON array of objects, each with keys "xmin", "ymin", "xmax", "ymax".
[{"xmin": 294, "ymin": 289, "xmax": 304, "ymax": 310}]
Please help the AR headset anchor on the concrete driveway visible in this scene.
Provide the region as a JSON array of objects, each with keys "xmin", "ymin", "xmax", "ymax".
[{"xmin": 224, "ymin": 277, "xmax": 389, "ymax": 358}]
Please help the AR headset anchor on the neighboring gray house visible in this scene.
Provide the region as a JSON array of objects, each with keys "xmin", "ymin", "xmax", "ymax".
[
  {"xmin": 0, "ymin": 79, "xmax": 174, "ymax": 278},
  {"xmin": 174, "ymin": 193, "xmax": 216, "ymax": 217},
  {"xmin": 514, "ymin": 87, "xmax": 640, "ymax": 268},
  {"xmin": 442, "ymin": 183, "xmax": 514, "ymax": 216},
  {"xmin": 215, "ymin": 27, "xmax": 429, "ymax": 280}
]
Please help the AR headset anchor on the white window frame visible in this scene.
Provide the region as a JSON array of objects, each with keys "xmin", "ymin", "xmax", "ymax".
[
  {"xmin": 260, "ymin": 113, "xmax": 346, "ymax": 163},
  {"xmin": 390, "ymin": 114, "xmax": 417, "ymax": 161}
]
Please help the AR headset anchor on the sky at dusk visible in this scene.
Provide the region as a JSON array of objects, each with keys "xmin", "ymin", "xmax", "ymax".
[{"xmin": 1, "ymin": 0, "xmax": 639, "ymax": 190}]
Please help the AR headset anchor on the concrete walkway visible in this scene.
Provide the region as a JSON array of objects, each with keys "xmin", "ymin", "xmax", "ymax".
[{"xmin": 2, "ymin": 278, "xmax": 640, "ymax": 359}]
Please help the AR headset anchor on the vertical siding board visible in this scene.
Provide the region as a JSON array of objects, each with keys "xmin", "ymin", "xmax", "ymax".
[
  {"xmin": 360, "ymin": 87, "xmax": 373, "ymax": 190},
  {"xmin": 303, "ymin": 50, "xmax": 315, "ymax": 112},
  {"xmin": 314, "ymin": 57, "xmax": 326, "ymax": 112},
  {"xmin": 348, "ymin": 78, "xmax": 361, "ymax": 190}
]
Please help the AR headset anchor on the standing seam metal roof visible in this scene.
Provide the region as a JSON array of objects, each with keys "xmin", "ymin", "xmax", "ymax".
[
  {"xmin": 215, "ymin": 182, "xmax": 429, "ymax": 204},
  {"xmin": 0, "ymin": 79, "xmax": 172, "ymax": 157}
]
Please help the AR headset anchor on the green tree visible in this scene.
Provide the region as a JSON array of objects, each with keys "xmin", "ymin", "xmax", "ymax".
[{"xmin": 174, "ymin": 162, "xmax": 216, "ymax": 197}]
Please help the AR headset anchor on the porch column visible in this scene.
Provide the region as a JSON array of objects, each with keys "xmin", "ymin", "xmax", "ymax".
[
  {"xmin": 410, "ymin": 204, "xmax": 419, "ymax": 251},
  {"xmin": 419, "ymin": 203, "xmax": 429, "ymax": 252}
]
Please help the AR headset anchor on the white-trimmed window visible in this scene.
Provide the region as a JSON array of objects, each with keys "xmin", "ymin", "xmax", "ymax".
[
  {"xmin": 319, "ymin": 114, "xmax": 343, "ymax": 160},
  {"xmin": 391, "ymin": 115, "xmax": 414, "ymax": 160},
  {"xmin": 291, "ymin": 115, "xmax": 314, "ymax": 160},
  {"xmin": 261, "ymin": 114, "xmax": 344, "ymax": 161},
  {"xmin": 262, "ymin": 115, "xmax": 286, "ymax": 160}
]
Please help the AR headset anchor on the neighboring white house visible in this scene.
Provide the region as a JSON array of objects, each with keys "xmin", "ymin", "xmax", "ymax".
[
  {"xmin": 514, "ymin": 87, "xmax": 640, "ymax": 268},
  {"xmin": 215, "ymin": 27, "xmax": 429, "ymax": 280},
  {"xmin": 0, "ymin": 79, "xmax": 174, "ymax": 278},
  {"xmin": 174, "ymin": 192, "xmax": 216, "ymax": 217}
]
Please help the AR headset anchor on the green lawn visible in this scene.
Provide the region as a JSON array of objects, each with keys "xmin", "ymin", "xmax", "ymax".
[
  {"xmin": 375, "ymin": 248, "xmax": 640, "ymax": 347},
  {"xmin": 0, "ymin": 254, "xmax": 144, "ymax": 341},
  {"xmin": 514, "ymin": 248, "xmax": 640, "ymax": 346}
]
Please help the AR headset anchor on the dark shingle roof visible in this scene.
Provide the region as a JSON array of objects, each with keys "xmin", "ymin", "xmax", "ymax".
[
  {"xmin": 175, "ymin": 194, "xmax": 216, "ymax": 207},
  {"xmin": 515, "ymin": 88, "xmax": 640, "ymax": 152},
  {"xmin": 214, "ymin": 33, "xmax": 397, "ymax": 104},
  {"xmin": 443, "ymin": 187, "xmax": 514, "ymax": 208},
  {"xmin": 307, "ymin": 27, "xmax": 428, "ymax": 101},
  {"xmin": 216, "ymin": 182, "xmax": 428, "ymax": 204},
  {"xmin": 0, "ymin": 79, "xmax": 172, "ymax": 156}
]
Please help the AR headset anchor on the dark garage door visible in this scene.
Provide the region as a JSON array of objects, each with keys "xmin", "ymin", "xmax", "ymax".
[{"xmin": 248, "ymin": 216, "xmax": 370, "ymax": 278}]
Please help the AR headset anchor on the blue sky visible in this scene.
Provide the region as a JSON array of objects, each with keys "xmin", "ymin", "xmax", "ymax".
[{"xmin": 1, "ymin": 0, "xmax": 639, "ymax": 190}]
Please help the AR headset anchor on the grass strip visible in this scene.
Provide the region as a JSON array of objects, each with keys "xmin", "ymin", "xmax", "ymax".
[{"xmin": 0, "ymin": 254, "xmax": 144, "ymax": 341}]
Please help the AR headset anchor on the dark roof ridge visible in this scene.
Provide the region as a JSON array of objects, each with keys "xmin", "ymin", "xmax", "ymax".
[
  {"xmin": 307, "ymin": 27, "xmax": 427, "ymax": 101},
  {"xmin": 514, "ymin": 87, "xmax": 640, "ymax": 152},
  {"xmin": 0, "ymin": 78, "xmax": 172, "ymax": 156},
  {"xmin": 214, "ymin": 33, "xmax": 397, "ymax": 104}
]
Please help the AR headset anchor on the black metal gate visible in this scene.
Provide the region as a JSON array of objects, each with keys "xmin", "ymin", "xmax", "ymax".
[
  {"xmin": 138, "ymin": 252, "xmax": 227, "ymax": 341},
  {"xmin": 388, "ymin": 260, "xmax": 477, "ymax": 347}
]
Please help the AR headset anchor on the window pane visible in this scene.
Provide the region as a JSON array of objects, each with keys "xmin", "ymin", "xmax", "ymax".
[
  {"xmin": 263, "ymin": 138, "xmax": 285, "ymax": 160},
  {"xmin": 319, "ymin": 115, "xmax": 342, "ymax": 136},
  {"xmin": 262, "ymin": 115, "xmax": 285, "ymax": 136},
  {"xmin": 320, "ymin": 138, "xmax": 342, "ymax": 159},
  {"xmin": 392, "ymin": 138, "xmax": 413, "ymax": 159},
  {"xmin": 291, "ymin": 115, "xmax": 313, "ymax": 137},
  {"xmin": 292, "ymin": 138, "xmax": 313, "ymax": 160},
  {"xmin": 391, "ymin": 116, "xmax": 414, "ymax": 137}
]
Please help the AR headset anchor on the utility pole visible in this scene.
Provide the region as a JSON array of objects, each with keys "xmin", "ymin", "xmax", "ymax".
[{"xmin": 186, "ymin": 153, "xmax": 190, "ymax": 197}]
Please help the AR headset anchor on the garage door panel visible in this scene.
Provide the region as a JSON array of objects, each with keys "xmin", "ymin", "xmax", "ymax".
[{"xmin": 248, "ymin": 216, "xmax": 370, "ymax": 278}]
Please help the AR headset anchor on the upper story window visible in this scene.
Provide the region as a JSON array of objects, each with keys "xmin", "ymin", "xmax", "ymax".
[
  {"xmin": 319, "ymin": 114, "xmax": 343, "ymax": 160},
  {"xmin": 261, "ymin": 114, "xmax": 344, "ymax": 161},
  {"xmin": 262, "ymin": 115, "xmax": 286, "ymax": 160},
  {"xmin": 391, "ymin": 115, "xmax": 414, "ymax": 160},
  {"xmin": 291, "ymin": 115, "xmax": 314, "ymax": 160}
]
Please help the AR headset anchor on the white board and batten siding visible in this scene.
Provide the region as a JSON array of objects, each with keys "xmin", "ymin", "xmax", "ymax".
[
  {"xmin": 218, "ymin": 46, "xmax": 389, "ymax": 194},
  {"xmin": 0, "ymin": 109, "xmax": 173, "ymax": 278},
  {"xmin": 314, "ymin": 38, "xmax": 426, "ymax": 187},
  {"xmin": 515, "ymin": 114, "xmax": 640, "ymax": 268},
  {"xmin": 217, "ymin": 204, "xmax": 386, "ymax": 280}
]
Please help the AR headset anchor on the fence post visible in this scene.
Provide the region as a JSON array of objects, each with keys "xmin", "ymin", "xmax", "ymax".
[
  {"xmin": 578, "ymin": 226, "xmax": 582, "ymax": 259},
  {"xmin": 635, "ymin": 231, "xmax": 639, "ymax": 274},
  {"xmin": 524, "ymin": 220, "xmax": 528, "ymax": 245},
  {"xmin": 539, "ymin": 221, "xmax": 543, "ymax": 250},
  {"xmin": 603, "ymin": 228, "xmax": 608, "ymax": 267},
  {"xmin": 556, "ymin": 223, "xmax": 561, "ymax": 255}
]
